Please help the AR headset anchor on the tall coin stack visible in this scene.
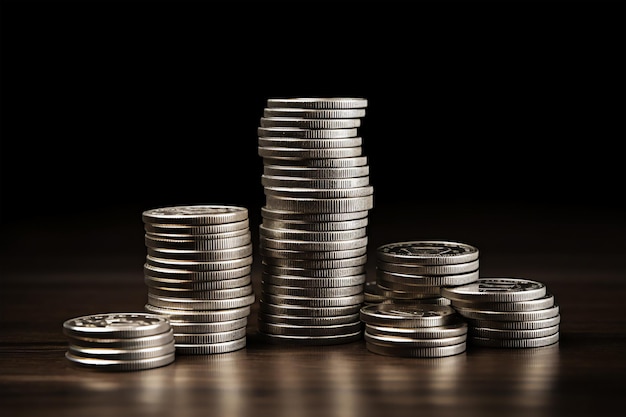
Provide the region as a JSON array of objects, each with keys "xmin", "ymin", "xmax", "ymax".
[
  {"xmin": 256, "ymin": 97, "xmax": 373, "ymax": 345},
  {"xmin": 441, "ymin": 277, "xmax": 561, "ymax": 348},
  {"xmin": 141, "ymin": 205, "xmax": 255, "ymax": 354},
  {"xmin": 371, "ymin": 240, "xmax": 480, "ymax": 305}
]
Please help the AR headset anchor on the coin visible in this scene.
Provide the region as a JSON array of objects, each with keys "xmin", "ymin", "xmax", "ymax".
[
  {"xmin": 63, "ymin": 313, "xmax": 172, "ymax": 339},
  {"xmin": 441, "ymin": 278, "xmax": 547, "ymax": 303},
  {"xmin": 376, "ymin": 241, "xmax": 479, "ymax": 265}
]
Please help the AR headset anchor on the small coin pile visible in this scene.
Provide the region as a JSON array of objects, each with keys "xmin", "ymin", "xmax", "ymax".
[
  {"xmin": 141, "ymin": 205, "xmax": 255, "ymax": 354},
  {"xmin": 367, "ymin": 240, "xmax": 480, "ymax": 305},
  {"xmin": 360, "ymin": 302, "xmax": 468, "ymax": 357},
  {"xmin": 441, "ymin": 277, "xmax": 561, "ymax": 348},
  {"xmin": 256, "ymin": 97, "xmax": 373, "ymax": 345},
  {"xmin": 62, "ymin": 312, "xmax": 176, "ymax": 371}
]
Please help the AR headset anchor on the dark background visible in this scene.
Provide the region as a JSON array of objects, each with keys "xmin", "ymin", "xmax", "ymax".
[{"xmin": 1, "ymin": 0, "xmax": 624, "ymax": 275}]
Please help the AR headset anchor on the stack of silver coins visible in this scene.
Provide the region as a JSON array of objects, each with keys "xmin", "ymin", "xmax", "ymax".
[
  {"xmin": 256, "ymin": 97, "xmax": 373, "ymax": 345},
  {"xmin": 368, "ymin": 240, "xmax": 480, "ymax": 305},
  {"xmin": 441, "ymin": 277, "xmax": 560, "ymax": 348},
  {"xmin": 62, "ymin": 312, "xmax": 176, "ymax": 371},
  {"xmin": 141, "ymin": 205, "xmax": 255, "ymax": 354},
  {"xmin": 360, "ymin": 302, "xmax": 468, "ymax": 357}
]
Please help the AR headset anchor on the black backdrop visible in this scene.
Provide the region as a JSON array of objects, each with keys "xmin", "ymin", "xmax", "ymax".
[{"xmin": 1, "ymin": 1, "xmax": 624, "ymax": 270}]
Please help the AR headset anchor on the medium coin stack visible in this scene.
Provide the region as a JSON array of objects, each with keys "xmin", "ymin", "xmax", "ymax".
[
  {"xmin": 62, "ymin": 312, "xmax": 176, "ymax": 371},
  {"xmin": 257, "ymin": 97, "xmax": 372, "ymax": 345},
  {"xmin": 141, "ymin": 205, "xmax": 255, "ymax": 354},
  {"xmin": 441, "ymin": 277, "xmax": 561, "ymax": 348},
  {"xmin": 360, "ymin": 302, "xmax": 468, "ymax": 357},
  {"xmin": 371, "ymin": 240, "xmax": 480, "ymax": 305}
]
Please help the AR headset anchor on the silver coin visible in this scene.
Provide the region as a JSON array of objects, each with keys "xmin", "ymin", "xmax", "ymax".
[
  {"xmin": 258, "ymin": 299, "xmax": 361, "ymax": 317},
  {"xmin": 376, "ymin": 269, "xmax": 479, "ymax": 287},
  {"xmin": 261, "ymin": 272, "xmax": 367, "ymax": 288},
  {"xmin": 144, "ymin": 233, "xmax": 251, "ymax": 251},
  {"xmin": 260, "ymin": 117, "xmax": 361, "ymax": 129},
  {"xmin": 261, "ymin": 175, "xmax": 370, "ymax": 190},
  {"xmin": 263, "ymin": 164, "xmax": 369, "ymax": 179},
  {"xmin": 146, "ymin": 244, "xmax": 253, "ymax": 261},
  {"xmin": 144, "ymin": 219, "xmax": 249, "ymax": 235},
  {"xmin": 65, "ymin": 328, "xmax": 175, "ymax": 349},
  {"xmin": 468, "ymin": 324, "xmax": 560, "ymax": 339},
  {"xmin": 466, "ymin": 315, "xmax": 561, "ymax": 330},
  {"xmin": 142, "ymin": 205, "xmax": 248, "ymax": 225},
  {"xmin": 258, "ymin": 146, "xmax": 362, "ymax": 159},
  {"xmin": 260, "ymin": 292, "xmax": 364, "ymax": 308},
  {"xmin": 262, "ymin": 156, "xmax": 368, "ymax": 168},
  {"xmin": 261, "ymin": 217, "xmax": 368, "ymax": 231},
  {"xmin": 263, "ymin": 185, "xmax": 374, "ymax": 200},
  {"xmin": 365, "ymin": 320, "xmax": 467, "ymax": 339},
  {"xmin": 262, "ymin": 264, "xmax": 366, "ymax": 278},
  {"xmin": 63, "ymin": 312, "xmax": 172, "ymax": 339},
  {"xmin": 374, "ymin": 280, "xmax": 442, "ymax": 298},
  {"xmin": 259, "ymin": 224, "xmax": 368, "ymax": 242},
  {"xmin": 261, "ymin": 206, "xmax": 369, "ymax": 222},
  {"xmin": 376, "ymin": 241, "xmax": 479, "ymax": 265},
  {"xmin": 168, "ymin": 318, "xmax": 247, "ymax": 334},
  {"xmin": 266, "ymin": 97, "xmax": 368, "ymax": 109},
  {"xmin": 364, "ymin": 331, "xmax": 467, "ymax": 348},
  {"xmin": 260, "ymin": 236, "xmax": 368, "ymax": 251},
  {"xmin": 261, "ymin": 254, "xmax": 367, "ymax": 269},
  {"xmin": 144, "ymin": 275, "xmax": 251, "ymax": 291},
  {"xmin": 365, "ymin": 341, "xmax": 466, "ymax": 358},
  {"xmin": 258, "ymin": 136, "xmax": 363, "ymax": 149},
  {"xmin": 454, "ymin": 304, "xmax": 560, "ymax": 322},
  {"xmin": 376, "ymin": 259, "xmax": 479, "ymax": 275},
  {"xmin": 257, "ymin": 126, "xmax": 358, "ymax": 139},
  {"xmin": 147, "ymin": 293, "xmax": 255, "ymax": 311},
  {"xmin": 263, "ymin": 107, "xmax": 366, "ymax": 118},
  {"xmin": 258, "ymin": 312, "xmax": 360, "ymax": 326},
  {"xmin": 175, "ymin": 337, "xmax": 247, "ymax": 355},
  {"xmin": 258, "ymin": 320, "xmax": 363, "ymax": 337},
  {"xmin": 257, "ymin": 330, "xmax": 363, "ymax": 346},
  {"xmin": 261, "ymin": 283, "xmax": 364, "ymax": 298},
  {"xmin": 67, "ymin": 341, "xmax": 176, "ymax": 361},
  {"xmin": 359, "ymin": 302, "xmax": 459, "ymax": 328},
  {"xmin": 65, "ymin": 351, "xmax": 176, "ymax": 371},
  {"xmin": 259, "ymin": 245, "xmax": 368, "ymax": 260},
  {"xmin": 451, "ymin": 293, "xmax": 556, "ymax": 312},
  {"xmin": 173, "ymin": 327, "xmax": 247, "ymax": 344},
  {"xmin": 441, "ymin": 278, "xmax": 547, "ymax": 303},
  {"xmin": 145, "ymin": 255, "xmax": 253, "ymax": 271},
  {"xmin": 144, "ymin": 304, "xmax": 251, "ymax": 322},
  {"xmin": 147, "ymin": 284, "xmax": 253, "ymax": 300},
  {"xmin": 143, "ymin": 264, "xmax": 251, "ymax": 281},
  {"xmin": 469, "ymin": 332, "xmax": 560, "ymax": 348}
]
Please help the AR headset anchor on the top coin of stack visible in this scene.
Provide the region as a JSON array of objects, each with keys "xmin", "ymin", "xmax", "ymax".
[
  {"xmin": 257, "ymin": 97, "xmax": 373, "ymax": 346},
  {"xmin": 141, "ymin": 205, "xmax": 255, "ymax": 355}
]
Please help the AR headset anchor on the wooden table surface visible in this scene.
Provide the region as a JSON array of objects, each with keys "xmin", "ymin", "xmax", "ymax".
[{"xmin": 1, "ymin": 203, "xmax": 624, "ymax": 417}]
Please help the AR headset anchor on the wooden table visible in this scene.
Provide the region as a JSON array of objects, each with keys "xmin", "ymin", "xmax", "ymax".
[{"xmin": 1, "ymin": 203, "xmax": 624, "ymax": 417}]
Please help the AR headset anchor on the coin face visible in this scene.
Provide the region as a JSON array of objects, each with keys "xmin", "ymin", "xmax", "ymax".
[
  {"xmin": 63, "ymin": 313, "xmax": 171, "ymax": 338},
  {"xmin": 142, "ymin": 205, "xmax": 248, "ymax": 225},
  {"xmin": 441, "ymin": 278, "xmax": 547, "ymax": 303},
  {"xmin": 376, "ymin": 241, "xmax": 479, "ymax": 265}
]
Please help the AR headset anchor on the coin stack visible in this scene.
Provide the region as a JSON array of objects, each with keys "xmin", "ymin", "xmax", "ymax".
[
  {"xmin": 360, "ymin": 302, "xmax": 468, "ymax": 357},
  {"xmin": 256, "ymin": 97, "xmax": 373, "ymax": 345},
  {"xmin": 141, "ymin": 205, "xmax": 255, "ymax": 354},
  {"xmin": 62, "ymin": 312, "xmax": 176, "ymax": 371},
  {"xmin": 441, "ymin": 277, "xmax": 561, "ymax": 348},
  {"xmin": 370, "ymin": 240, "xmax": 480, "ymax": 305}
]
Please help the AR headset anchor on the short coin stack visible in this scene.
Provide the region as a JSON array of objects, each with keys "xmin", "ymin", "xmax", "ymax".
[
  {"xmin": 441, "ymin": 277, "xmax": 561, "ymax": 348},
  {"xmin": 371, "ymin": 240, "xmax": 480, "ymax": 305},
  {"xmin": 62, "ymin": 312, "xmax": 176, "ymax": 371},
  {"xmin": 360, "ymin": 302, "xmax": 468, "ymax": 357},
  {"xmin": 142, "ymin": 205, "xmax": 255, "ymax": 354},
  {"xmin": 257, "ymin": 97, "xmax": 372, "ymax": 345}
]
